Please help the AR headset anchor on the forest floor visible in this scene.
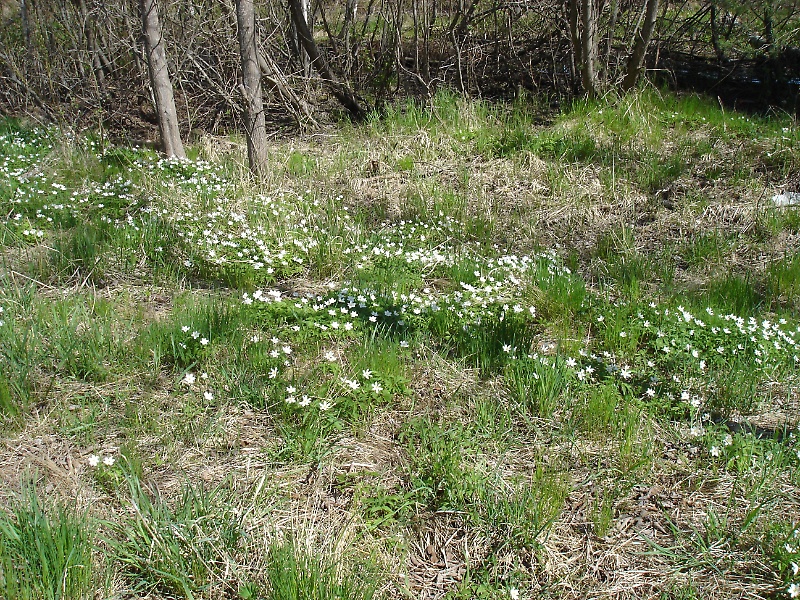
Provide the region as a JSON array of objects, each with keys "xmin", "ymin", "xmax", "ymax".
[{"xmin": 1, "ymin": 89, "xmax": 800, "ymax": 600}]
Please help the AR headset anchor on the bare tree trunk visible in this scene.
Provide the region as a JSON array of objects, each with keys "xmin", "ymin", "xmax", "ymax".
[
  {"xmin": 566, "ymin": 0, "xmax": 583, "ymax": 88},
  {"xmin": 621, "ymin": 0, "xmax": 659, "ymax": 92},
  {"xmin": 235, "ymin": 0, "xmax": 268, "ymax": 176},
  {"xmin": 710, "ymin": 2, "xmax": 723, "ymax": 61},
  {"xmin": 764, "ymin": 1, "xmax": 774, "ymax": 52},
  {"xmin": 288, "ymin": 0, "xmax": 367, "ymax": 121},
  {"xmin": 20, "ymin": 0, "xmax": 31, "ymax": 51},
  {"xmin": 297, "ymin": 0, "xmax": 311, "ymax": 77},
  {"xmin": 604, "ymin": 0, "xmax": 619, "ymax": 69},
  {"xmin": 79, "ymin": 0, "xmax": 107, "ymax": 91},
  {"xmin": 580, "ymin": 0, "xmax": 599, "ymax": 97},
  {"xmin": 139, "ymin": 0, "xmax": 185, "ymax": 158}
]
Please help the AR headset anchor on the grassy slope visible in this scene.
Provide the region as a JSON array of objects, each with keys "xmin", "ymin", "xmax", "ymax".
[{"xmin": 1, "ymin": 90, "xmax": 799, "ymax": 600}]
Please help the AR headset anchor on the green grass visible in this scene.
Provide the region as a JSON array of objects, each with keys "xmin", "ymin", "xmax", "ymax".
[
  {"xmin": 264, "ymin": 536, "xmax": 380, "ymax": 600},
  {"xmin": 1, "ymin": 91, "xmax": 799, "ymax": 599},
  {"xmin": 0, "ymin": 486, "xmax": 94, "ymax": 600},
  {"xmin": 106, "ymin": 475, "xmax": 245, "ymax": 599}
]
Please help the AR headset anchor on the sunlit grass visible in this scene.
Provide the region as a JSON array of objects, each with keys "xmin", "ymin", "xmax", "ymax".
[{"xmin": 0, "ymin": 91, "xmax": 799, "ymax": 598}]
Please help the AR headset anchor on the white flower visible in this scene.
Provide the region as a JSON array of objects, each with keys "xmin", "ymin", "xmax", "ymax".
[
  {"xmin": 299, "ymin": 395, "xmax": 311, "ymax": 407},
  {"xmin": 646, "ymin": 388, "xmax": 656, "ymax": 398},
  {"xmin": 620, "ymin": 367, "xmax": 631, "ymax": 380},
  {"xmin": 282, "ymin": 346, "xmax": 292, "ymax": 354},
  {"xmin": 191, "ymin": 331, "xmax": 200, "ymax": 339},
  {"xmin": 362, "ymin": 369, "xmax": 372, "ymax": 380},
  {"xmin": 723, "ymin": 434, "xmax": 733, "ymax": 446},
  {"xmin": 324, "ymin": 351, "xmax": 337, "ymax": 362},
  {"xmin": 400, "ymin": 341, "xmax": 409, "ymax": 348},
  {"xmin": 203, "ymin": 391, "xmax": 214, "ymax": 401},
  {"xmin": 103, "ymin": 455, "xmax": 115, "ymax": 466},
  {"xmin": 183, "ymin": 372, "xmax": 196, "ymax": 385},
  {"xmin": 509, "ymin": 588, "xmax": 520, "ymax": 600},
  {"xmin": 287, "ymin": 386, "xmax": 297, "ymax": 394},
  {"xmin": 268, "ymin": 368, "xmax": 278, "ymax": 379},
  {"xmin": 319, "ymin": 400, "xmax": 333, "ymax": 411},
  {"xmin": 200, "ymin": 337, "xmax": 209, "ymax": 346},
  {"xmin": 502, "ymin": 344, "xmax": 512, "ymax": 353},
  {"xmin": 710, "ymin": 446, "xmax": 720, "ymax": 457},
  {"xmin": 87, "ymin": 454, "xmax": 100, "ymax": 467},
  {"xmin": 181, "ymin": 325, "xmax": 190, "ymax": 332},
  {"xmin": 789, "ymin": 583, "xmax": 800, "ymax": 599},
  {"xmin": 371, "ymin": 382, "xmax": 383, "ymax": 393}
]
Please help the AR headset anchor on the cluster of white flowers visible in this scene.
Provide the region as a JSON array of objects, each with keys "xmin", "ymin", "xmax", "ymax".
[
  {"xmin": 181, "ymin": 371, "xmax": 214, "ymax": 401},
  {"xmin": 87, "ymin": 453, "xmax": 116, "ymax": 467}
]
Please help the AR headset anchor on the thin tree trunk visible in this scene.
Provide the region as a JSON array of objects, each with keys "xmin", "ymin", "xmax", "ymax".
[
  {"xmin": 566, "ymin": 0, "xmax": 582, "ymax": 85},
  {"xmin": 764, "ymin": 1, "xmax": 774, "ymax": 52},
  {"xmin": 235, "ymin": 0, "xmax": 268, "ymax": 175},
  {"xmin": 710, "ymin": 3, "xmax": 723, "ymax": 61},
  {"xmin": 20, "ymin": 0, "xmax": 31, "ymax": 51},
  {"xmin": 605, "ymin": 0, "xmax": 619, "ymax": 69},
  {"xmin": 139, "ymin": 0, "xmax": 185, "ymax": 158},
  {"xmin": 298, "ymin": 0, "xmax": 311, "ymax": 77},
  {"xmin": 621, "ymin": 0, "xmax": 659, "ymax": 92},
  {"xmin": 580, "ymin": 0, "xmax": 599, "ymax": 97},
  {"xmin": 79, "ymin": 0, "xmax": 106, "ymax": 91},
  {"xmin": 288, "ymin": 0, "xmax": 367, "ymax": 121}
]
